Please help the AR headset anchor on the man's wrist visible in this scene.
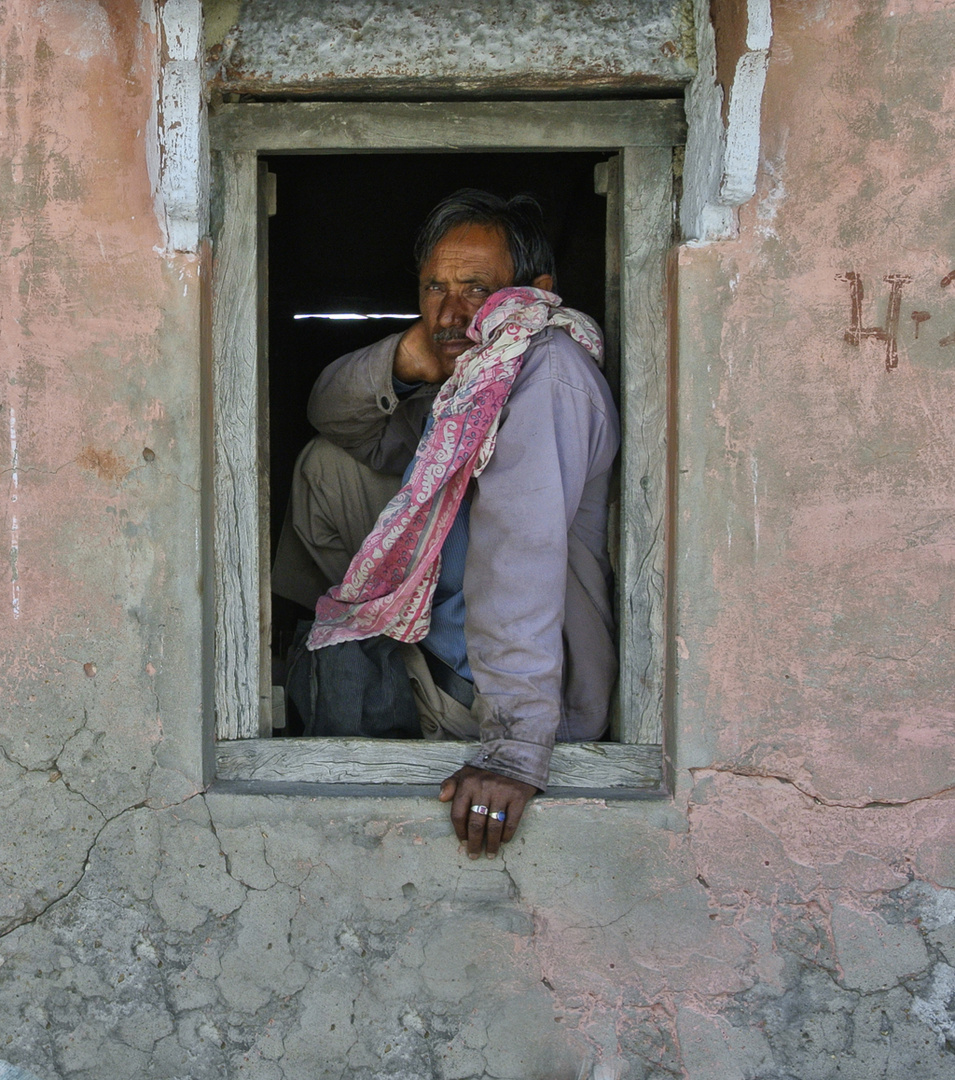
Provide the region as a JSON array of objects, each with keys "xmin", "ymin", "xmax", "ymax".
[{"xmin": 467, "ymin": 753, "xmax": 548, "ymax": 794}]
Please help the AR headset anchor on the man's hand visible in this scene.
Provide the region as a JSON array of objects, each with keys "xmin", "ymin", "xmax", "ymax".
[
  {"xmin": 439, "ymin": 766, "xmax": 538, "ymax": 859},
  {"xmin": 394, "ymin": 319, "xmax": 455, "ymax": 384}
]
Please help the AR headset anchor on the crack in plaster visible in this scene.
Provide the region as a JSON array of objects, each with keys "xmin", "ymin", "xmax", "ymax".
[
  {"xmin": 192, "ymin": 796, "xmax": 272, "ymax": 917},
  {"xmin": 1, "ymin": 802, "xmax": 118, "ymax": 940},
  {"xmin": 254, "ymin": 834, "xmax": 281, "ymax": 890},
  {"xmin": 561, "ymin": 902, "xmax": 641, "ymax": 934},
  {"xmin": 0, "ymin": 456, "xmax": 62, "ymax": 479},
  {"xmin": 0, "ymin": 457, "xmax": 202, "ymax": 499},
  {"xmin": 691, "ymin": 884, "xmax": 955, "ymax": 1060},
  {"xmin": 50, "ymin": 711, "xmax": 124, "ymax": 820},
  {"xmin": 690, "ymin": 764, "xmax": 955, "ymax": 810},
  {"xmin": 2, "ymin": 708, "xmax": 90, "ymax": 774},
  {"xmin": 167, "ymin": 471, "xmax": 201, "ymax": 495},
  {"xmin": 692, "ymin": 811, "xmax": 931, "ymax": 992},
  {"xmin": 4, "ymin": 777, "xmax": 947, "ymax": 1076},
  {"xmin": 679, "ymin": 826, "xmax": 944, "ymax": 1009},
  {"xmin": 0, "ymin": 764, "xmax": 213, "ymax": 943},
  {"xmin": 204, "ymin": 804, "xmax": 231, "ymax": 878},
  {"xmin": 497, "ymin": 853, "xmax": 519, "ymax": 902},
  {"xmin": 0, "ymin": 743, "xmax": 28, "ymax": 774}
]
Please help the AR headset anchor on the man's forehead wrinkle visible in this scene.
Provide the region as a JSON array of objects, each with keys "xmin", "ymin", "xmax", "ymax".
[
  {"xmin": 419, "ymin": 271, "xmax": 496, "ymax": 286},
  {"xmin": 419, "ymin": 223, "xmax": 515, "ymax": 285}
]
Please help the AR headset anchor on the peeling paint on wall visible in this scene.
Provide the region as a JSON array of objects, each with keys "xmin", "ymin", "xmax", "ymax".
[
  {"xmin": 682, "ymin": 0, "xmax": 772, "ymax": 240},
  {"xmin": 152, "ymin": 0, "xmax": 208, "ymax": 252}
]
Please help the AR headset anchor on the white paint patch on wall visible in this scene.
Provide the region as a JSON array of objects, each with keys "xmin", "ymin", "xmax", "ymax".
[
  {"xmin": 719, "ymin": 15, "xmax": 771, "ymax": 206},
  {"xmin": 913, "ymin": 963, "xmax": 955, "ymax": 1047},
  {"xmin": 151, "ymin": 0, "xmax": 208, "ymax": 254},
  {"xmin": 681, "ymin": 0, "xmax": 773, "ymax": 241},
  {"xmin": 682, "ymin": 0, "xmax": 733, "ymax": 240},
  {"xmin": 746, "ymin": 0, "xmax": 773, "ymax": 50},
  {"xmin": 756, "ymin": 136, "xmax": 787, "ymax": 241},
  {"xmin": 35, "ymin": 0, "xmax": 112, "ymax": 63}
]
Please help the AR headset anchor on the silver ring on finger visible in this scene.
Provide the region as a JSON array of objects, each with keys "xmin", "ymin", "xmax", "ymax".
[
  {"xmin": 488, "ymin": 811, "xmax": 506, "ymax": 822},
  {"xmin": 470, "ymin": 804, "xmax": 489, "ymax": 815}
]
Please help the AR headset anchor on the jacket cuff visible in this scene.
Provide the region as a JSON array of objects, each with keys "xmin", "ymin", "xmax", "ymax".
[
  {"xmin": 467, "ymin": 695, "xmax": 556, "ymax": 791},
  {"xmin": 467, "ymin": 739, "xmax": 552, "ymax": 792}
]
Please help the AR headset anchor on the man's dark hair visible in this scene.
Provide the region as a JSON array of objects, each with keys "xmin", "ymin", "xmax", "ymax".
[{"xmin": 413, "ymin": 188, "xmax": 557, "ymax": 287}]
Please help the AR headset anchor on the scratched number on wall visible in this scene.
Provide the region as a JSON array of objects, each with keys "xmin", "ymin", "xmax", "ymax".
[{"xmin": 837, "ymin": 271, "xmax": 955, "ymax": 370}]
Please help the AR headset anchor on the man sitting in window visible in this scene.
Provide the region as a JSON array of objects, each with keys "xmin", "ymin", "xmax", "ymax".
[{"xmin": 274, "ymin": 190, "xmax": 619, "ymax": 857}]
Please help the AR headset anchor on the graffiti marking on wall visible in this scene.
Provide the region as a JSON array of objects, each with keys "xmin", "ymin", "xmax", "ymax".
[
  {"xmin": 910, "ymin": 311, "xmax": 930, "ymax": 339},
  {"xmin": 836, "ymin": 272, "xmax": 911, "ymax": 370},
  {"xmin": 839, "ymin": 271, "xmax": 955, "ymax": 366}
]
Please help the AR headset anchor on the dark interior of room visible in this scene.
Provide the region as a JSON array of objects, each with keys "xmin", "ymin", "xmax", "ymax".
[{"xmin": 264, "ymin": 150, "xmax": 611, "ymax": 694}]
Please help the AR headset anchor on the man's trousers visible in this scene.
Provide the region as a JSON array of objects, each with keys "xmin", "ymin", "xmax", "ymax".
[{"xmin": 272, "ymin": 436, "xmax": 479, "ymax": 741}]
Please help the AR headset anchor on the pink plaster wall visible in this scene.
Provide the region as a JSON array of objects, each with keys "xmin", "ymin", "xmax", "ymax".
[
  {"xmin": 676, "ymin": 0, "xmax": 955, "ymax": 802},
  {"xmin": 668, "ymin": 4, "xmax": 955, "ymax": 1060},
  {"xmin": 2, "ymin": 2, "xmax": 161, "ymax": 626},
  {"xmin": 642, "ymin": 3, "xmax": 955, "ymax": 1065},
  {"xmin": 0, "ymin": 1, "xmax": 205, "ymax": 796}
]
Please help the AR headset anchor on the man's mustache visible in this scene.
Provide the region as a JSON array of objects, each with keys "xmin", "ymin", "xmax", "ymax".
[{"xmin": 433, "ymin": 328, "xmax": 470, "ymax": 344}]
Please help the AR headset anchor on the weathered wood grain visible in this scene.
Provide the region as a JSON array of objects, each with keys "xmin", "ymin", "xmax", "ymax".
[
  {"xmin": 212, "ymin": 151, "xmax": 261, "ymax": 740},
  {"xmin": 210, "ymin": 100, "xmax": 686, "ymax": 154},
  {"xmin": 256, "ymin": 162, "xmax": 273, "ymax": 737},
  {"xmin": 617, "ymin": 146, "xmax": 673, "ymax": 745},
  {"xmin": 216, "ymin": 737, "xmax": 663, "ymax": 790}
]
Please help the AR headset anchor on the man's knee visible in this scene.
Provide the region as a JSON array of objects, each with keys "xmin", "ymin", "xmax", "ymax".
[
  {"xmin": 296, "ymin": 435, "xmax": 355, "ymax": 489},
  {"xmin": 297, "ymin": 436, "xmax": 399, "ymax": 512},
  {"xmin": 290, "ymin": 436, "xmax": 402, "ymax": 585}
]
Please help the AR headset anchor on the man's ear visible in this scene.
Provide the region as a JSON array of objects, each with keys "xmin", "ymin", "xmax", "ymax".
[{"xmin": 530, "ymin": 273, "xmax": 554, "ymax": 291}]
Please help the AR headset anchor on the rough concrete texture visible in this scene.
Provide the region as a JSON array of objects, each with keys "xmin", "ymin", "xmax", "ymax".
[
  {"xmin": 3, "ymin": 1, "xmax": 955, "ymax": 1078},
  {"xmin": 206, "ymin": 0, "xmax": 696, "ymax": 96}
]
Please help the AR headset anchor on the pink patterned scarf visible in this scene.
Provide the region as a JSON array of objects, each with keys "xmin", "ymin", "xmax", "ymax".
[{"xmin": 306, "ymin": 286, "xmax": 603, "ymax": 651}]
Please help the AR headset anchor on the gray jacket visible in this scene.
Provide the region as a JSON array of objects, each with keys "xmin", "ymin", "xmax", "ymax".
[{"xmin": 309, "ymin": 326, "xmax": 620, "ymax": 790}]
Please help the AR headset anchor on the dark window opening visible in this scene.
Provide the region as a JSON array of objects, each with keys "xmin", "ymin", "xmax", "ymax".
[{"xmin": 265, "ymin": 151, "xmax": 612, "ymax": 730}]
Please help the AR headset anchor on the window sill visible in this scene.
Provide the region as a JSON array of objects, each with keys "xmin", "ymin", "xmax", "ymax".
[{"xmin": 215, "ymin": 738, "xmax": 664, "ymax": 797}]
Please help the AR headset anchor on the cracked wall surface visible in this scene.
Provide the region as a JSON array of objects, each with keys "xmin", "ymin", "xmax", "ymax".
[{"xmin": 2, "ymin": 1, "xmax": 955, "ymax": 1078}]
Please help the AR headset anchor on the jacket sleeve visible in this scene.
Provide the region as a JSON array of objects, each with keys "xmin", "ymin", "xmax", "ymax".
[
  {"xmin": 308, "ymin": 332, "xmax": 435, "ymax": 476},
  {"xmin": 463, "ymin": 333, "xmax": 612, "ymax": 790}
]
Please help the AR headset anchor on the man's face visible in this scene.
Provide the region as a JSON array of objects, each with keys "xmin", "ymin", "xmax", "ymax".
[{"xmin": 417, "ymin": 223, "xmax": 516, "ymax": 378}]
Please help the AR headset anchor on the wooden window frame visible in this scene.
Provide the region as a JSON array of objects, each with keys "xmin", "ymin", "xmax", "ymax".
[{"xmin": 208, "ymin": 100, "xmax": 683, "ymax": 794}]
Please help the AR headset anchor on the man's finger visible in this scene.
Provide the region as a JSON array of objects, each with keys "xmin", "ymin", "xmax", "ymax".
[
  {"xmin": 437, "ymin": 775, "xmax": 457, "ymax": 803},
  {"xmin": 483, "ymin": 808, "xmax": 507, "ymax": 858},
  {"xmin": 450, "ymin": 778, "xmax": 476, "ymax": 842},
  {"xmin": 466, "ymin": 801, "xmax": 490, "ymax": 859},
  {"xmin": 500, "ymin": 797, "xmax": 527, "ymax": 844}
]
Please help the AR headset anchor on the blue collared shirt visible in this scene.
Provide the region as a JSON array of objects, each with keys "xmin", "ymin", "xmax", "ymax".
[{"xmin": 396, "ymin": 392, "xmax": 472, "ymax": 681}]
